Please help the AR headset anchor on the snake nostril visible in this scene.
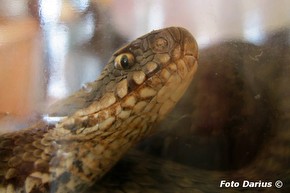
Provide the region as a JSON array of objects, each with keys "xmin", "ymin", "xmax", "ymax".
[{"xmin": 152, "ymin": 37, "xmax": 169, "ymax": 53}]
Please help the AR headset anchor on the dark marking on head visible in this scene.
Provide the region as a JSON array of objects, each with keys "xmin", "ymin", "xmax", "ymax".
[
  {"xmin": 127, "ymin": 77, "xmax": 139, "ymax": 94},
  {"xmin": 58, "ymin": 171, "xmax": 71, "ymax": 184},
  {"xmin": 73, "ymin": 160, "xmax": 83, "ymax": 173}
]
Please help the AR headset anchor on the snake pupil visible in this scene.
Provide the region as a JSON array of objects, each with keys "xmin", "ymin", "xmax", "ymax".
[
  {"xmin": 114, "ymin": 53, "xmax": 134, "ymax": 70},
  {"xmin": 121, "ymin": 55, "xmax": 130, "ymax": 69}
]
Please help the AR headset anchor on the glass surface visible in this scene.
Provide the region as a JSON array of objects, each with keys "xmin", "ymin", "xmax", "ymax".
[{"xmin": 0, "ymin": 0, "xmax": 290, "ymax": 192}]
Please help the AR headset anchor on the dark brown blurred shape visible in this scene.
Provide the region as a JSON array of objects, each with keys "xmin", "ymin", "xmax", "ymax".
[{"xmin": 138, "ymin": 29, "xmax": 290, "ymax": 171}]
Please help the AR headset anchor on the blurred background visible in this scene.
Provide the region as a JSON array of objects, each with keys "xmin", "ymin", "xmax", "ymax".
[{"xmin": 1, "ymin": 0, "xmax": 290, "ymax": 192}]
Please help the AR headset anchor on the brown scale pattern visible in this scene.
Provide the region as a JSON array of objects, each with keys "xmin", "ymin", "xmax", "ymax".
[
  {"xmin": 0, "ymin": 123, "xmax": 53, "ymax": 192},
  {"xmin": 2, "ymin": 27, "xmax": 290, "ymax": 193},
  {"xmin": 0, "ymin": 27, "xmax": 198, "ymax": 193}
]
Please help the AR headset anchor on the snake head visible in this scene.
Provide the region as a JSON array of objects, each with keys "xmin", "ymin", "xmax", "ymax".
[
  {"xmin": 57, "ymin": 26, "xmax": 198, "ymax": 138},
  {"xmin": 1, "ymin": 27, "xmax": 198, "ymax": 193},
  {"xmin": 106, "ymin": 26, "xmax": 199, "ymax": 121},
  {"xmin": 110, "ymin": 26, "xmax": 198, "ymax": 76},
  {"xmin": 101, "ymin": 26, "xmax": 198, "ymax": 101}
]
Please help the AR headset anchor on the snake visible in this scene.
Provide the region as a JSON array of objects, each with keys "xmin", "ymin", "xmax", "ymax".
[
  {"xmin": 0, "ymin": 27, "xmax": 198, "ymax": 193},
  {"xmin": 1, "ymin": 26, "xmax": 290, "ymax": 193}
]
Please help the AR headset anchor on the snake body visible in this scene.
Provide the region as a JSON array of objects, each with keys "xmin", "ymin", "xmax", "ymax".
[{"xmin": 0, "ymin": 27, "xmax": 198, "ymax": 193}]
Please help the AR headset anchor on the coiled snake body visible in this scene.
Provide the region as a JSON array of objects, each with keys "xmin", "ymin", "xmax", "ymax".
[{"xmin": 0, "ymin": 27, "xmax": 198, "ymax": 193}]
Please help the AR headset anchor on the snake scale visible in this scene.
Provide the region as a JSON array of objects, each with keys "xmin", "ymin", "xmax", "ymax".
[
  {"xmin": 0, "ymin": 27, "xmax": 198, "ymax": 192},
  {"xmin": 1, "ymin": 26, "xmax": 290, "ymax": 193}
]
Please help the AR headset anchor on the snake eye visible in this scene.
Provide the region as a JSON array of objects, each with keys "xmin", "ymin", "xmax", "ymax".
[{"xmin": 114, "ymin": 53, "xmax": 135, "ymax": 70}]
